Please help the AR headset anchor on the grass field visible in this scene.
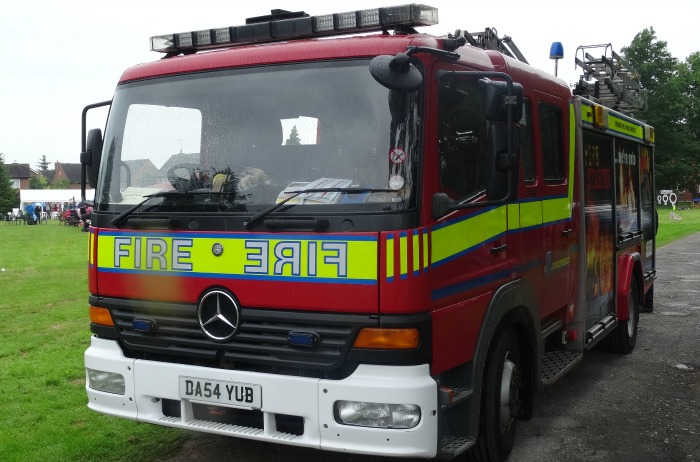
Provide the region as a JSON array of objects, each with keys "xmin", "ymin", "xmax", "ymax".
[
  {"xmin": 0, "ymin": 220, "xmax": 184, "ymax": 462},
  {"xmin": 655, "ymin": 206, "xmax": 700, "ymax": 247},
  {"xmin": 0, "ymin": 209, "xmax": 698, "ymax": 462}
]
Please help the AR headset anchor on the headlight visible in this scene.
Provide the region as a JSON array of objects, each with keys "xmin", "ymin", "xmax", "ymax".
[
  {"xmin": 86, "ymin": 368, "xmax": 125, "ymax": 395},
  {"xmin": 334, "ymin": 400, "xmax": 421, "ymax": 429}
]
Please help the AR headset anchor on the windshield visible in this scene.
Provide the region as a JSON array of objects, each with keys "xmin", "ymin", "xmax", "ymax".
[{"xmin": 96, "ymin": 60, "xmax": 421, "ymax": 215}]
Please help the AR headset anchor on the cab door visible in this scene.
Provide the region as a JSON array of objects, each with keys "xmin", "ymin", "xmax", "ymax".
[
  {"xmin": 536, "ymin": 97, "xmax": 574, "ymax": 317},
  {"xmin": 428, "ymin": 64, "xmax": 511, "ymax": 307}
]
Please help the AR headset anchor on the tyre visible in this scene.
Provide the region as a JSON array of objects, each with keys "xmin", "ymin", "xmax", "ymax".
[
  {"xmin": 466, "ymin": 325, "xmax": 522, "ymax": 462},
  {"xmin": 601, "ymin": 278, "xmax": 639, "ymax": 354}
]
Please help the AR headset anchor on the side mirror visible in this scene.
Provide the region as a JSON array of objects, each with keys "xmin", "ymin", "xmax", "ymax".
[
  {"xmin": 485, "ymin": 124, "xmax": 520, "ymax": 201},
  {"xmin": 480, "ymin": 78, "xmax": 521, "ymax": 201},
  {"xmin": 81, "ymin": 128, "xmax": 103, "ymax": 188},
  {"xmin": 432, "ymin": 193, "xmax": 454, "ymax": 219},
  {"xmin": 369, "ymin": 53, "xmax": 423, "ymax": 92},
  {"xmin": 480, "ymin": 79, "xmax": 523, "ymax": 122}
]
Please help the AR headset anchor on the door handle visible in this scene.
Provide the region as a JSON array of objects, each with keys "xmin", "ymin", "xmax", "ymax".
[
  {"xmin": 490, "ymin": 243, "xmax": 508, "ymax": 254},
  {"xmin": 562, "ymin": 228, "xmax": 573, "ymax": 237}
]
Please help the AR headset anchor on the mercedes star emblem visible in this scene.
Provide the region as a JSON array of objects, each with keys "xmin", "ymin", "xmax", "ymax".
[{"xmin": 197, "ymin": 290, "xmax": 240, "ymax": 341}]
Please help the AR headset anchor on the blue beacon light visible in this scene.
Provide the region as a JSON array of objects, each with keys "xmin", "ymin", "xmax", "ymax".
[{"xmin": 550, "ymin": 41, "xmax": 564, "ymax": 77}]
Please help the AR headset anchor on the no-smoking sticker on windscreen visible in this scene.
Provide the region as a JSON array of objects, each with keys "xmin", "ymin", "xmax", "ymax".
[{"xmin": 389, "ymin": 148, "xmax": 406, "ymax": 164}]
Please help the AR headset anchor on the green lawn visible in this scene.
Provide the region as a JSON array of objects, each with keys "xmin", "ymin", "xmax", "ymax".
[
  {"xmin": 655, "ymin": 206, "xmax": 700, "ymax": 248},
  {"xmin": 0, "ymin": 210, "xmax": 697, "ymax": 462},
  {"xmin": 0, "ymin": 220, "xmax": 184, "ymax": 462}
]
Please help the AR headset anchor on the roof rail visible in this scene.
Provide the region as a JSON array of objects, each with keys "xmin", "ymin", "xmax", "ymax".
[
  {"xmin": 573, "ymin": 43, "xmax": 647, "ymax": 116},
  {"xmin": 448, "ymin": 27, "xmax": 529, "ymax": 64}
]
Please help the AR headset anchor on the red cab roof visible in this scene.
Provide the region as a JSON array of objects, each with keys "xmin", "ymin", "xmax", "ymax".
[{"xmin": 120, "ymin": 33, "xmax": 441, "ymax": 83}]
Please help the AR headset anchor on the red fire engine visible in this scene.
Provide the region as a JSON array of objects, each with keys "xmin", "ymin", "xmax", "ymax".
[{"xmin": 81, "ymin": 5, "xmax": 656, "ymax": 461}]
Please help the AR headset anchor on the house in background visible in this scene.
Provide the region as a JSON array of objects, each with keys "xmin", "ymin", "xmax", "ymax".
[
  {"xmin": 123, "ymin": 154, "xmax": 199, "ymax": 190},
  {"xmin": 123, "ymin": 159, "xmax": 159, "ymax": 189},
  {"xmin": 7, "ymin": 163, "xmax": 36, "ymax": 189},
  {"xmin": 51, "ymin": 162, "xmax": 83, "ymax": 189},
  {"xmin": 159, "ymin": 153, "xmax": 200, "ymax": 182}
]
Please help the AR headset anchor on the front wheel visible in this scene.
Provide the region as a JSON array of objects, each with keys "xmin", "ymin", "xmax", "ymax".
[{"xmin": 467, "ymin": 325, "xmax": 522, "ymax": 462}]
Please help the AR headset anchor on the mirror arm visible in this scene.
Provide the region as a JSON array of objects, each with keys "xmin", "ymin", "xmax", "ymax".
[
  {"xmin": 80, "ymin": 100, "xmax": 111, "ymax": 206},
  {"xmin": 405, "ymin": 46, "xmax": 460, "ymax": 60},
  {"xmin": 434, "ymin": 168, "xmax": 516, "ymax": 219}
]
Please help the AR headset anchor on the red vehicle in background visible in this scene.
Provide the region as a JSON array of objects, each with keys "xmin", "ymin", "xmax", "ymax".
[
  {"xmin": 81, "ymin": 5, "xmax": 655, "ymax": 461},
  {"xmin": 63, "ymin": 208, "xmax": 80, "ymax": 226}
]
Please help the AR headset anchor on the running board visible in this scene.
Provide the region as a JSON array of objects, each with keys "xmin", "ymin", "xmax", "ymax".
[
  {"xmin": 437, "ymin": 386, "xmax": 475, "ymax": 459},
  {"xmin": 585, "ymin": 314, "xmax": 617, "ymax": 349},
  {"xmin": 541, "ymin": 318, "xmax": 563, "ymax": 340},
  {"xmin": 439, "ymin": 436, "xmax": 475, "ymax": 459},
  {"xmin": 644, "ymin": 269, "xmax": 656, "ymax": 282},
  {"xmin": 439, "ymin": 386, "xmax": 473, "ymax": 410},
  {"xmin": 541, "ymin": 350, "xmax": 583, "ymax": 385}
]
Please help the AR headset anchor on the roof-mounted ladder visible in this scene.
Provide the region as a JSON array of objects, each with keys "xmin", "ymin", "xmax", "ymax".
[
  {"xmin": 448, "ymin": 27, "xmax": 529, "ymax": 64},
  {"xmin": 573, "ymin": 43, "xmax": 647, "ymax": 116}
]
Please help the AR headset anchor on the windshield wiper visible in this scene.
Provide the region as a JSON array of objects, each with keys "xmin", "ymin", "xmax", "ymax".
[
  {"xmin": 243, "ymin": 187, "xmax": 394, "ymax": 230},
  {"xmin": 111, "ymin": 190, "xmax": 189, "ymax": 228}
]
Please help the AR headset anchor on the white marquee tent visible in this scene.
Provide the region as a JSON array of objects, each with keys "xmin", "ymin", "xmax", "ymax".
[{"xmin": 19, "ymin": 189, "xmax": 94, "ymax": 211}]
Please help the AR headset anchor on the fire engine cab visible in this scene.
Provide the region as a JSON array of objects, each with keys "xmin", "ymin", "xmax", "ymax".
[{"xmin": 81, "ymin": 5, "xmax": 656, "ymax": 461}]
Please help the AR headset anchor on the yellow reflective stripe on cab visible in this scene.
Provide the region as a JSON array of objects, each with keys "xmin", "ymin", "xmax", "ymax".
[
  {"xmin": 519, "ymin": 201, "xmax": 543, "ymax": 230},
  {"xmin": 412, "ymin": 231, "xmax": 420, "ymax": 274},
  {"xmin": 399, "ymin": 233, "xmax": 408, "ymax": 278},
  {"xmin": 431, "ymin": 207, "xmax": 507, "ymax": 265},
  {"xmin": 97, "ymin": 233, "xmax": 377, "ymax": 282},
  {"xmin": 386, "ymin": 234, "xmax": 394, "ymax": 280},
  {"xmin": 423, "ymin": 232, "xmax": 429, "ymax": 270},
  {"xmin": 507, "ymin": 203, "xmax": 520, "ymax": 230},
  {"xmin": 542, "ymin": 196, "xmax": 570, "ymax": 223}
]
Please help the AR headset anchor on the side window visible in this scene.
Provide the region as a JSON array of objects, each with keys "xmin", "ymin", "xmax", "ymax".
[
  {"xmin": 539, "ymin": 103, "xmax": 564, "ymax": 182},
  {"xmin": 615, "ymin": 140, "xmax": 640, "ymax": 234},
  {"xmin": 520, "ymin": 100, "xmax": 535, "ymax": 182},
  {"xmin": 438, "ymin": 79, "xmax": 487, "ymax": 200}
]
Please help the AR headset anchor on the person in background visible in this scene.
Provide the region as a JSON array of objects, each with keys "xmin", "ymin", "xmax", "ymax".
[
  {"xmin": 34, "ymin": 204, "xmax": 42, "ymax": 224},
  {"xmin": 81, "ymin": 206, "xmax": 93, "ymax": 232}
]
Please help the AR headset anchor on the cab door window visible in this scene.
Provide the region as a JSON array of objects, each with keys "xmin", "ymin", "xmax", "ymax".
[
  {"xmin": 437, "ymin": 79, "xmax": 487, "ymax": 200},
  {"xmin": 520, "ymin": 100, "xmax": 535, "ymax": 183},
  {"xmin": 539, "ymin": 103, "xmax": 564, "ymax": 182}
]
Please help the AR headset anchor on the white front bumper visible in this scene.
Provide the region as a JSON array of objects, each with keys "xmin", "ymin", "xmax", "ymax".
[{"xmin": 85, "ymin": 336, "xmax": 438, "ymax": 458}]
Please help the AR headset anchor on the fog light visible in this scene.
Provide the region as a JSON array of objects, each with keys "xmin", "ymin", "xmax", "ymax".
[
  {"xmin": 87, "ymin": 368, "xmax": 125, "ymax": 395},
  {"xmin": 334, "ymin": 400, "xmax": 420, "ymax": 429}
]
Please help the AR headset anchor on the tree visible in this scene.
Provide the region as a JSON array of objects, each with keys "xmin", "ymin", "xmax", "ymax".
[
  {"xmin": 49, "ymin": 179, "xmax": 71, "ymax": 189},
  {"xmin": 29, "ymin": 174, "xmax": 48, "ymax": 189},
  {"xmin": 673, "ymin": 52, "xmax": 700, "ymax": 190},
  {"xmin": 621, "ymin": 28, "xmax": 700, "ymax": 191},
  {"xmin": 0, "ymin": 153, "xmax": 19, "ymax": 215},
  {"xmin": 285, "ymin": 125, "xmax": 301, "ymax": 145},
  {"xmin": 37, "ymin": 155, "xmax": 50, "ymax": 172},
  {"xmin": 622, "ymin": 28, "xmax": 678, "ymax": 93}
]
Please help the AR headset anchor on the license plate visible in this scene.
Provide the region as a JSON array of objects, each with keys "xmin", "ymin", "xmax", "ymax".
[{"xmin": 179, "ymin": 377, "xmax": 262, "ymax": 409}]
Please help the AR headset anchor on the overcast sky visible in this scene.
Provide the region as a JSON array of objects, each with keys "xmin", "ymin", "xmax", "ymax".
[{"xmin": 1, "ymin": 0, "xmax": 697, "ymax": 168}]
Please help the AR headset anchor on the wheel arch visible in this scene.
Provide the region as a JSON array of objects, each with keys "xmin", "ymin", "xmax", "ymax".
[
  {"xmin": 468, "ymin": 278, "xmax": 540, "ymax": 436},
  {"xmin": 617, "ymin": 252, "xmax": 643, "ymax": 321}
]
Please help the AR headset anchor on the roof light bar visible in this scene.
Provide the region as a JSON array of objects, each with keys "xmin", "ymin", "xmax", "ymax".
[
  {"xmin": 313, "ymin": 14, "xmax": 335, "ymax": 34},
  {"xmin": 334, "ymin": 11, "xmax": 357, "ymax": 31},
  {"xmin": 271, "ymin": 16, "xmax": 314, "ymax": 39},
  {"xmin": 150, "ymin": 4, "xmax": 438, "ymax": 54},
  {"xmin": 380, "ymin": 4, "xmax": 438, "ymax": 27}
]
